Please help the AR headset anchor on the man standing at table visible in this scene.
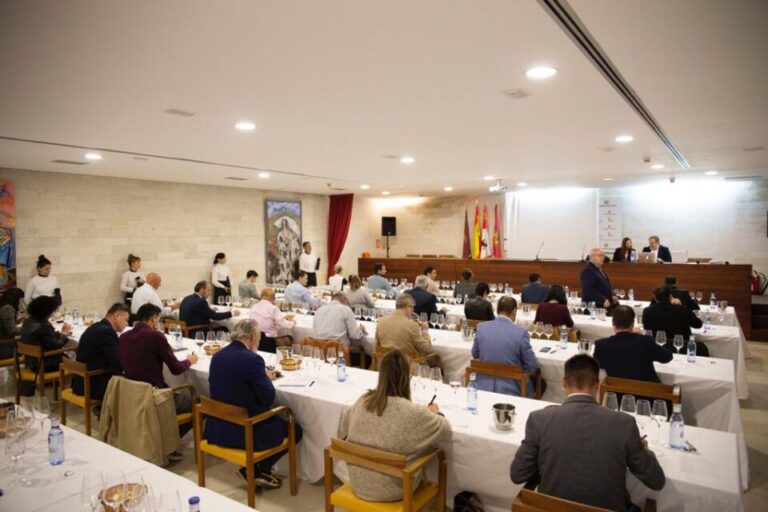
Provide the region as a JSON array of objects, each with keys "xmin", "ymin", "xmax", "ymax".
[
  {"xmin": 284, "ymin": 271, "xmax": 323, "ymax": 308},
  {"xmin": 179, "ymin": 281, "xmax": 240, "ymax": 337},
  {"xmin": 642, "ymin": 235, "xmax": 672, "ymax": 263},
  {"xmin": 510, "ymin": 354, "xmax": 665, "ymax": 511},
  {"xmin": 594, "ymin": 305, "xmax": 672, "ymax": 383},
  {"xmin": 299, "ymin": 241, "xmax": 319, "ymax": 287},
  {"xmin": 205, "ymin": 318, "xmax": 302, "ymax": 490},
  {"xmin": 249, "ymin": 288, "xmax": 295, "ymax": 353},
  {"xmin": 366, "ymin": 263, "xmax": 399, "ymax": 297},
  {"xmin": 580, "ymin": 248, "xmax": 618, "ymax": 311}
]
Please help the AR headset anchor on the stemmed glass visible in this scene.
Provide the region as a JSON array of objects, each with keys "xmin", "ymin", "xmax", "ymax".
[
  {"xmin": 101, "ymin": 471, "xmax": 127, "ymax": 512},
  {"xmin": 217, "ymin": 296, "xmax": 225, "ymax": 307},
  {"xmin": 603, "ymin": 392, "xmax": 619, "ymax": 412},
  {"xmin": 429, "ymin": 367, "xmax": 443, "ymax": 395},
  {"xmin": 672, "ymin": 335, "xmax": 685, "ymax": 354},
  {"xmin": 325, "ymin": 347, "xmax": 337, "ymax": 367},
  {"xmin": 620, "ymin": 394, "xmax": 636, "ymax": 416},
  {"xmin": 534, "ymin": 321, "xmax": 544, "ymax": 339},
  {"xmin": 216, "ymin": 331, "xmax": 227, "ymax": 344},
  {"xmin": 419, "ymin": 312, "xmax": 428, "ymax": 324},
  {"xmin": 419, "ymin": 365, "xmax": 432, "ymax": 400},
  {"xmin": 689, "ymin": 290, "xmax": 696, "ymax": 301},
  {"xmin": 652, "ymin": 400, "xmax": 669, "ymax": 445},
  {"xmin": 429, "ymin": 313, "xmax": 438, "ymax": 329},
  {"xmin": 655, "ymin": 331, "xmax": 667, "ymax": 350},
  {"xmin": 225, "ymin": 295, "xmax": 232, "ymax": 307},
  {"xmin": 437, "ymin": 314, "xmax": 445, "ymax": 330},
  {"xmin": 543, "ymin": 324, "xmax": 553, "ymax": 341},
  {"xmin": 6, "ymin": 430, "xmax": 28, "ymax": 486},
  {"xmin": 618, "ymin": 289, "xmax": 626, "ymax": 300},
  {"xmin": 695, "ymin": 291, "xmax": 703, "ymax": 303},
  {"xmin": 80, "ymin": 473, "xmax": 101, "ymax": 511},
  {"xmin": 194, "ymin": 332, "xmax": 205, "ymax": 352},
  {"xmin": 449, "ymin": 379, "xmax": 462, "ymax": 408},
  {"xmin": 291, "ymin": 344, "xmax": 303, "ymax": 364},
  {"xmin": 490, "ymin": 283, "xmax": 497, "ymax": 293},
  {"xmin": 635, "ymin": 399, "xmax": 653, "ymax": 438}
]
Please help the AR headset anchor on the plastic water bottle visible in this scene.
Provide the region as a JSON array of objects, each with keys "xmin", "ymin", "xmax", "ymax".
[
  {"xmin": 188, "ymin": 496, "xmax": 200, "ymax": 512},
  {"xmin": 704, "ymin": 311, "xmax": 712, "ymax": 330},
  {"xmin": 687, "ymin": 337, "xmax": 697, "ymax": 363},
  {"xmin": 463, "ymin": 294, "xmax": 469, "ymax": 305},
  {"xmin": 466, "ymin": 373, "xmax": 478, "ymax": 413},
  {"xmin": 559, "ymin": 326, "xmax": 568, "ymax": 350},
  {"xmin": 709, "ymin": 292, "xmax": 717, "ymax": 311},
  {"xmin": 48, "ymin": 416, "xmax": 65, "ymax": 465},
  {"xmin": 174, "ymin": 328, "xmax": 184, "ymax": 350},
  {"xmin": 669, "ymin": 403, "xmax": 685, "ymax": 449},
  {"xmin": 336, "ymin": 351, "xmax": 347, "ymax": 382}
]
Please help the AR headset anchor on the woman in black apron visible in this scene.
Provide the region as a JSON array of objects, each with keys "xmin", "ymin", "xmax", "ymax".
[{"xmin": 211, "ymin": 252, "xmax": 232, "ymax": 305}]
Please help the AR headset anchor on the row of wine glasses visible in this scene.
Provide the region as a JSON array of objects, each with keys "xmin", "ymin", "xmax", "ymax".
[
  {"xmin": 216, "ymin": 295, "xmax": 234, "ymax": 307},
  {"xmin": 604, "ymin": 392, "xmax": 669, "ymax": 444},
  {"xmin": 83, "ymin": 471, "xmax": 184, "ymax": 512},
  {"xmin": 651, "ymin": 331, "xmax": 687, "ymax": 353},
  {"xmin": 527, "ymin": 322, "xmax": 555, "ymax": 340}
]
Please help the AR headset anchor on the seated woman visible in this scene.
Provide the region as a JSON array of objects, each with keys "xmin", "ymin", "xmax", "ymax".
[
  {"xmin": 534, "ymin": 285, "xmax": 574, "ymax": 328},
  {"xmin": 20, "ymin": 295, "xmax": 72, "ymax": 372},
  {"xmin": 0, "ymin": 288, "xmax": 24, "ymax": 359},
  {"xmin": 337, "ymin": 349, "xmax": 451, "ymax": 501},
  {"xmin": 612, "ymin": 237, "xmax": 636, "ymax": 262},
  {"xmin": 464, "ymin": 282, "xmax": 495, "ymax": 321},
  {"xmin": 345, "ymin": 275, "xmax": 375, "ymax": 309},
  {"xmin": 453, "ymin": 268, "xmax": 477, "ymax": 300}
]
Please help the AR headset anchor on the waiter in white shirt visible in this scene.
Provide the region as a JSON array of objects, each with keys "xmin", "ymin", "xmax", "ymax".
[{"xmin": 299, "ymin": 241, "xmax": 320, "ymax": 287}]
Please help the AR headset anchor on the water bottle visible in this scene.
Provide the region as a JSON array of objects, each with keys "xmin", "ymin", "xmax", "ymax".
[
  {"xmin": 559, "ymin": 326, "xmax": 568, "ymax": 350},
  {"xmin": 188, "ymin": 496, "xmax": 200, "ymax": 512},
  {"xmin": 463, "ymin": 294, "xmax": 469, "ymax": 305},
  {"xmin": 704, "ymin": 311, "xmax": 712, "ymax": 329},
  {"xmin": 564, "ymin": 285, "xmax": 570, "ymax": 298},
  {"xmin": 628, "ymin": 289, "xmax": 634, "ymax": 303},
  {"xmin": 336, "ymin": 351, "xmax": 347, "ymax": 382},
  {"xmin": 466, "ymin": 373, "xmax": 478, "ymax": 412},
  {"xmin": 48, "ymin": 416, "xmax": 65, "ymax": 465},
  {"xmin": 669, "ymin": 403, "xmax": 685, "ymax": 449},
  {"xmin": 687, "ymin": 337, "xmax": 697, "ymax": 363},
  {"xmin": 709, "ymin": 292, "xmax": 717, "ymax": 311},
  {"xmin": 174, "ymin": 328, "xmax": 184, "ymax": 350}
]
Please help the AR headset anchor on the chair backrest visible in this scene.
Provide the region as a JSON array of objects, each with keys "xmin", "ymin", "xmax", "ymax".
[
  {"xmin": 163, "ymin": 318, "xmax": 188, "ymax": 336},
  {"xmin": 328, "ymin": 438, "xmax": 407, "ymax": 479},
  {"xmin": 371, "ymin": 344, "xmax": 430, "ymax": 370},
  {"xmin": 16, "ymin": 342, "xmax": 43, "ymax": 359},
  {"xmin": 512, "ymin": 489, "xmax": 612, "ymax": 512},
  {"xmin": 303, "ymin": 337, "xmax": 351, "ymax": 363},
  {"xmin": 599, "ymin": 376, "xmax": 681, "ymax": 404},
  {"xmin": 60, "ymin": 358, "xmax": 88, "ymax": 376},
  {"xmin": 465, "ymin": 359, "xmax": 529, "ymax": 396},
  {"xmin": 198, "ymin": 395, "xmax": 249, "ymax": 426}
]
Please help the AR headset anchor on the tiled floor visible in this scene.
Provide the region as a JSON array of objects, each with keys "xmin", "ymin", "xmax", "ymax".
[{"xmin": 3, "ymin": 342, "xmax": 767, "ymax": 511}]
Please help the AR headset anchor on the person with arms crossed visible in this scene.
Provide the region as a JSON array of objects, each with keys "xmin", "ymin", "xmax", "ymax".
[{"xmin": 299, "ymin": 241, "xmax": 319, "ymax": 287}]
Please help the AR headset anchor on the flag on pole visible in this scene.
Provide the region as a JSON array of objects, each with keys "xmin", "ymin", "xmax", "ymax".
[
  {"xmin": 462, "ymin": 208, "xmax": 471, "ymax": 259},
  {"xmin": 480, "ymin": 205, "xmax": 490, "ymax": 259},
  {"xmin": 492, "ymin": 204, "xmax": 502, "ymax": 258},
  {"xmin": 472, "ymin": 205, "xmax": 481, "ymax": 259}
]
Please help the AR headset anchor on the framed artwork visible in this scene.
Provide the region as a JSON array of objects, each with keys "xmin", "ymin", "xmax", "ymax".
[
  {"xmin": 265, "ymin": 199, "xmax": 302, "ymax": 285},
  {"xmin": 0, "ymin": 180, "xmax": 16, "ymax": 293}
]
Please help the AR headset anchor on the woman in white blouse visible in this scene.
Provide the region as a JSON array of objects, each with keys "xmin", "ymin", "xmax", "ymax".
[
  {"xmin": 25, "ymin": 254, "xmax": 60, "ymax": 304},
  {"xmin": 120, "ymin": 254, "xmax": 146, "ymax": 306},
  {"xmin": 211, "ymin": 252, "xmax": 232, "ymax": 304}
]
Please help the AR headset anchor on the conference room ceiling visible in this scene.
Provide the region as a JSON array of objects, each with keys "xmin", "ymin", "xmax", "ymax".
[{"xmin": 0, "ymin": 0, "xmax": 765, "ymax": 196}]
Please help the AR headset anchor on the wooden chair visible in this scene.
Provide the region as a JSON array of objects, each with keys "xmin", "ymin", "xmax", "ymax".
[
  {"xmin": 194, "ymin": 397, "xmax": 298, "ymax": 507},
  {"xmin": 324, "ymin": 438, "xmax": 446, "ymax": 512},
  {"xmin": 302, "ymin": 337, "xmax": 355, "ymax": 366},
  {"xmin": 163, "ymin": 318, "xmax": 208, "ymax": 338},
  {"xmin": 465, "ymin": 359, "xmax": 543, "ymax": 399},
  {"xmin": 371, "ymin": 345, "xmax": 442, "ymax": 371},
  {"xmin": 172, "ymin": 383, "xmax": 198, "ymax": 458},
  {"xmin": 466, "ymin": 318, "xmax": 485, "ymax": 329},
  {"xmin": 599, "ymin": 376, "xmax": 681, "ymax": 405},
  {"xmin": 59, "ymin": 359, "xmax": 112, "ymax": 436},
  {"xmin": 512, "ymin": 488, "xmax": 656, "ymax": 511},
  {"xmin": 0, "ymin": 337, "xmax": 18, "ymax": 370},
  {"xmin": 14, "ymin": 342, "xmax": 68, "ymax": 403}
]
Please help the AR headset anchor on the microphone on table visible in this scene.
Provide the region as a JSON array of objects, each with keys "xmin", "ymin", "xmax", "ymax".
[
  {"xmin": 535, "ymin": 242, "xmax": 545, "ymax": 261},
  {"xmin": 581, "ymin": 245, "xmax": 586, "ymax": 261}
]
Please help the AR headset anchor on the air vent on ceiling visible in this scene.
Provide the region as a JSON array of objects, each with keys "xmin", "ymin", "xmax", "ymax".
[
  {"xmin": 329, "ymin": 188, "xmax": 348, "ymax": 191},
  {"xmin": 164, "ymin": 108, "xmax": 196, "ymax": 117},
  {"xmin": 225, "ymin": 177, "xmax": 248, "ymax": 181},
  {"xmin": 724, "ymin": 176, "xmax": 763, "ymax": 182},
  {"xmin": 132, "ymin": 156, "xmax": 149, "ymax": 161},
  {"xmin": 51, "ymin": 159, "xmax": 88, "ymax": 165},
  {"xmin": 502, "ymin": 88, "xmax": 531, "ymax": 100}
]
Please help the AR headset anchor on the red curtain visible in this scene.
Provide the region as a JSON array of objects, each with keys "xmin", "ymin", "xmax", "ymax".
[{"xmin": 326, "ymin": 193, "xmax": 354, "ymax": 279}]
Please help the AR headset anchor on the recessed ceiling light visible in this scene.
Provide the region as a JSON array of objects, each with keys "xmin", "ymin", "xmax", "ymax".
[
  {"xmin": 651, "ymin": 164, "xmax": 665, "ymax": 170},
  {"xmin": 525, "ymin": 66, "xmax": 558, "ymax": 79},
  {"xmin": 235, "ymin": 121, "xmax": 256, "ymax": 131},
  {"xmin": 603, "ymin": 178, "xmax": 613, "ymax": 181},
  {"xmin": 615, "ymin": 134, "xmax": 634, "ymax": 143},
  {"xmin": 360, "ymin": 184, "xmax": 370, "ymax": 190},
  {"xmin": 400, "ymin": 156, "xmax": 415, "ymax": 165},
  {"xmin": 84, "ymin": 153, "xmax": 102, "ymax": 161},
  {"xmin": 483, "ymin": 175, "xmax": 495, "ymax": 181},
  {"xmin": 381, "ymin": 191, "xmax": 391, "ymax": 196},
  {"xmin": 705, "ymin": 170, "xmax": 718, "ymax": 176},
  {"xmin": 444, "ymin": 186, "xmax": 453, "ymax": 192},
  {"xmin": 517, "ymin": 182, "xmax": 528, "ymax": 187},
  {"xmin": 257, "ymin": 172, "xmax": 270, "ymax": 179}
]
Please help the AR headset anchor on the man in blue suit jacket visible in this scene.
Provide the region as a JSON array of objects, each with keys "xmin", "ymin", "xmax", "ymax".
[
  {"xmin": 642, "ymin": 235, "xmax": 672, "ymax": 263},
  {"xmin": 179, "ymin": 281, "xmax": 238, "ymax": 337},
  {"xmin": 204, "ymin": 318, "xmax": 302, "ymax": 489},
  {"xmin": 471, "ymin": 296, "xmax": 539, "ymax": 397},
  {"xmin": 521, "ymin": 273, "xmax": 550, "ymax": 304},
  {"xmin": 580, "ymin": 248, "xmax": 618, "ymax": 310}
]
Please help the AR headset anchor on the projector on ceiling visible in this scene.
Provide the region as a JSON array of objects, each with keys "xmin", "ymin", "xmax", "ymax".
[{"xmin": 488, "ymin": 179, "xmax": 508, "ymax": 193}]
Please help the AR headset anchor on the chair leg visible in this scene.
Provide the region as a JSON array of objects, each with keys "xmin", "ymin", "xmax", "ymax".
[
  {"xmin": 84, "ymin": 401, "xmax": 92, "ymax": 437},
  {"xmin": 324, "ymin": 449, "xmax": 334, "ymax": 512},
  {"xmin": 61, "ymin": 398, "xmax": 68, "ymax": 426},
  {"xmin": 197, "ymin": 452, "xmax": 206, "ymax": 487},
  {"xmin": 246, "ymin": 462, "xmax": 255, "ymax": 508}
]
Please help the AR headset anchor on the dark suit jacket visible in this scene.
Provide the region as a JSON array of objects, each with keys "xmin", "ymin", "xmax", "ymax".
[
  {"xmin": 642, "ymin": 245, "xmax": 672, "ymax": 263},
  {"xmin": 20, "ymin": 316, "xmax": 69, "ymax": 371},
  {"xmin": 671, "ymin": 287, "xmax": 699, "ymax": 310},
  {"xmin": 204, "ymin": 341, "xmax": 286, "ymax": 451},
  {"xmin": 641, "ymin": 302, "xmax": 702, "ymax": 340},
  {"xmin": 521, "ymin": 282, "xmax": 550, "ymax": 304},
  {"xmin": 464, "ymin": 297, "xmax": 495, "ymax": 321},
  {"xmin": 405, "ymin": 288, "xmax": 438, "ymax": 316},
  {"xmin": 612, "ymin": 248, "xmax": 636, "ymax": 262},
  {"xmin": 510, "ymin": 395, "xmax": 665, "ymax": 511},
  {"xmin": 179, "ymin": 293, "xmax": 233, "ymax": 335},
  {"xmin": 73, "ymin": 319, "xmax": 121, "ymax": 400},
  {"xmin": 579, "ymin": 262, "xmax": 613, "ymax": 306},
  {"xmin": 594, "ymin": 331, "xmax": 673, "ymax": 383}
]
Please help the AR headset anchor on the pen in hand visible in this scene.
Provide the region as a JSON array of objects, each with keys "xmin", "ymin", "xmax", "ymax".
[{"xmin": 428, "ymin": 394, "xmax": 437, "ymax": 406}]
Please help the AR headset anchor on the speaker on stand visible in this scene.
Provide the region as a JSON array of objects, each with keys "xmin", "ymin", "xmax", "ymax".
[{"xmin": 381, "ymin": 217, "xmax": 396, "ymax": 258}]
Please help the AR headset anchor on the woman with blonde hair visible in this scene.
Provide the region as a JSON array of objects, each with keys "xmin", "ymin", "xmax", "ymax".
[
  {"xmin": 337, "ymin": 349, "xmax": 451, "ymax": 501},
  {"xmin": 345, "ymin": 274, "xmax": 375, "ymax": 309}
]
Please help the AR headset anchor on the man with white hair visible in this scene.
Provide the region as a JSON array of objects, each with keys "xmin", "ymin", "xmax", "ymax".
[
  {"xmin": 375, "ymin": 294, "xmax": 434, "ymax": 359},
  {"xmin": 405, "ymin": 275, "xmax": 439, "ymax": 317},
  {"xmin": 580, "ymin": 248, "xmax": 618, "ymax": 310},
  {"xmin": 204, "ymin": 319, "xmax": 303, "ymax": 490}
]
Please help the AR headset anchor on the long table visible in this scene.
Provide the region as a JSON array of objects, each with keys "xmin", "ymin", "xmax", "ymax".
[
  {"xmin": 358, "ymin": 257, "xmax": 754, "ymax": 338},
  {"xmin": 166, "ymin": 338, "xmax": 744, "ymax": 512}
]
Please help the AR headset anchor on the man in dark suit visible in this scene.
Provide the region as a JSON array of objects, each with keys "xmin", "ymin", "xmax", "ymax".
[
  {"xmin": 521, "ymin": 273, "xmax": 550, "ymax": 304},
  {"xmin": 594, "ymin": 305, "xmax": 673, "ymax": 383},
  {"xmin": 72, "ymin": 303, "xmax": 130, "ymax": 401},
  {"xmin": 204, "ymin": 318, "xmax": 302, "ymax": 489},
  {"xmin": 642, "ymin": 284, "xmax": 708, "ymax": 356},
  {"xmin": 179, "ymin": 281, "xmax": 239, "ymax": 337},
  {"xmin": 464, "ymin": 282, "xmax": 495, "ymax": 321},
  {"xmin": 580, "ymin": 248, "xmax": 618, "ymax": 310},
  {"xmin": 405, "ymin": 275, "xmax": 440, "ymax": 317},
  {"xmin": 642, "ymin": 235, "xmax": 672, "ymax": 263},
  {"xmin": 664, "ymin": 275, "xmax": 699, "ymax": 310},
  {"xmin": 510, "ymin": 354, "xmax": 665, "ymax": 511}
]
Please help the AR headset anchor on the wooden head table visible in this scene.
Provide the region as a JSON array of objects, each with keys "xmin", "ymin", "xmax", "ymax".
[{"xmin": 357, "ymin": 257, "xmax": 753, "ymax": 338}]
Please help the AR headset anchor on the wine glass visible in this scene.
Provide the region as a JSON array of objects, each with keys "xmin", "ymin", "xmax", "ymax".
[
  {"xmin": 80, "ymin": 473, "xmax": 101, "ymax": 511},
  {"xmin": 6, "ymin": 431, "xmax": 28, "ymax": 486},
  {"xmin": 419, "ymin": 365, "xmax": 431, "ymax": 395},
  {"xmin": 543, "ymin": 324, "xmax": 553, "ymax": 340},
  {"xmin": 635, "ymin": 399, "xmax": 653, "ymax": 437},
  {"xmin": 429, "ymin": 313, "xmax": 438, "ymax": 328},
  {"xmin": 618, "ymin": 289, "xmax": 626, "ymax": 300},
  {"xmin": 225, "ymin": 295, "xmax": 232, "ymax": 307},
  {"xmin": 29, "ymin": 396, "xmax": 48, "ymax": 434},
  {"xmin": 206, "ymin": 331, "xmax": 216, "ymax": 347},
  {"xmin": 490, "ymin": 283, "xmax": 497, "ymax": 293},
  {"xmin": 216, "ymin": 331, "xmax": 227, "ymax": 343},
  {"xmin": 620, "ymin": 394, "xmax": 636, "ymax": 416},
  {"xmin": 291, "ymin": 344, "xmax": 303, "ymax": 363},
  {"xmin": 429, "ymin": 367, "xmax": 443, "ymax": 395},
  {"xmin": 325, "ymin": 347, "xmax": 337, "ymax": 366},
  {"xmin": 655, "ymin": 331, "xmax": 667, "ymax": 349},
  {"xmin": 652, "ymin": 400, "xmax": 669, "ymax": 445},
  {"xmin": 603, "ymin": 392, "xmax": 619, "ymax": 412},
  {"xmin": 534, "ymin": 321, "xmax": 544, "ymax": 339},
  {"xmin": 101, "ymin": 471, "xmax": 127, "ymax": 512},
  {"xmin": 437, "ymin": 314, "xmax": 445, "ymax": 330},
  {"xmin": 194, "ymin": 332, "xmax": 205, "ymax": 351},
  {"xmin": 695, "ymin": 291, "xmax": 703, "ymax": 303},
  {"xmin": 672, "ymin": 335, "xmax": 685, "ymax": 354},
  {"xmin": 689, "ymin": 290, "xmax": 696, "ymax": 300},
  {"xmin": 498, "ymin": 284, "xmax": 505, "ymax": 295},
  {"xmin": 217, "ymin": 295, "xmax": 225, "ymax": 306},
  {"xmin": 419, "ymin": 312, "xmax": 428, "ymax": 324}
]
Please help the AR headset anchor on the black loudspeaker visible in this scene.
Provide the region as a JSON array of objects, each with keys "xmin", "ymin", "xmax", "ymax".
[{"xmin": 382, "ymin": 216, "xmax": 396, "ymax": 236}]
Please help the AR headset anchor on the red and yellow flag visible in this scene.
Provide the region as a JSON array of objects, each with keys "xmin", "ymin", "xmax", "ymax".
[
  {"xmin": 462, "ymin": 208, "xmax": 471, "ymax": 259},
  {"xmin": 492, "ymin": 204, "xmax": 502, "ymax": 258},
  {"xmin": 480, "ymin": 205, "xmax": 490, "ymax": 258},
  {"xmin": 472, "ymin": 205, "xmax": 481, "ymax": 259}
]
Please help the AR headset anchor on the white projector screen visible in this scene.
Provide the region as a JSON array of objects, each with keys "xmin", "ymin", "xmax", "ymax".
[{"xmin": 504, "ymin": 188, "xmax": 599, "ymax": 260}]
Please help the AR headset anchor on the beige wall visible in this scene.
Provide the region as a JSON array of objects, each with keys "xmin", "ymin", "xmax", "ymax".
[{"xmin": 3, "ymin": 168, "xmax": 329, "ymax": 313}]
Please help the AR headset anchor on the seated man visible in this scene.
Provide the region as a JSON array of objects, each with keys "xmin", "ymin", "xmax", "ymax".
[
  {"xmin": 580, "ymin": 248, "xmax": 618, "ymax": 310},
  {"xmin": 375, "ymin": 294, "xmax": 433, "ymax": 359},
  {"xmin": 131, "ymin": 272, "xmax": 178, "ymax": 317},
  {"xmin": 405, "ymin": 275, "xmax": 439, "ymax": 317},
  {"xmin": 237, "ymin": 270, "xmax": 260, "ymax": 300},
  {"xmin": 642, "ymin": 284, "xmax": 708, "ymax": 356},
  {"xmin": 205, "ymin": 319, "xmax": 302, "ymax": 489},
  {"xmin": 366, "ymin": 263, "xmax": 399, "ymax": 297},
  {"xmin": 642, "ymin": 235, "xmax": 672, "ymax": 263},
  {"xmin": 284, "ymin": 270, "xmax": 323, "ymax": 308},
  {"xmin": 664, "ymin": 275, "xmax": 699, "ymax": 310},
  {"xmin": 471, "ymin": 296, "xmax": 538, "ymax": 397},
  {"xmin": 312, "ymin": 292, "xmax": 367, "ymax": 347},
  {"xmin": 72, "ymin": 303, "xmax": 130, "ymax": 402},
  {"xmin": 249, "ymin": 288, "xmax": 295, "ymax": 353},
  {"xmin": 119, "ymin": 304, "xmax": 199, "ymax": 455},
  {"xmin": 179, "ymin": 281, "xmax": 240, "ymax": 337},
  {"xmin": 423, "ymin": 266, "xmax": 440, "ymax": 294},
  {"xmin": 510, "ymin": 354, "xmax": 665, "ymax": 511},
  {"xmin": 453, "ymin": 268, "xmax": 477, "ymax": 300},
  {"xmin": 594, "ymin": 305, "xmax": 673, "ymax": 382},
  {"xmin": 464, "ymin": 282, "xmax": 495, "ymax": 321},
  {"xmin": 521, "ymin": 273, "xmax": 550, "ymax": 304}
]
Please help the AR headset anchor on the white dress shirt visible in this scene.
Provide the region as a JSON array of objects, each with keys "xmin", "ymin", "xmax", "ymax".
[
  {"xmin": 25, "ymin": 275, "xmax": 60, "ymax": 303},
  {"xmin": 329, "ymin": 274, "xmax": 345, "ymax": 291},
  {"xmin": 312, "ymin": 301, "xmax": 364, "ymax": 346},
  {"xmin": 211, "ymin": 264, "xmax": 232, "ymax": 289},
  {"xmin": 299, "ymin": 252, "xmax": 319, "ymax": 273},
  {"xmin": 120, "ymin": 270, "xmax": 146, "ymax": 294},
  {"xmin": 131, "ymin": 283, "xmax": 171, "ymax": 316}
]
